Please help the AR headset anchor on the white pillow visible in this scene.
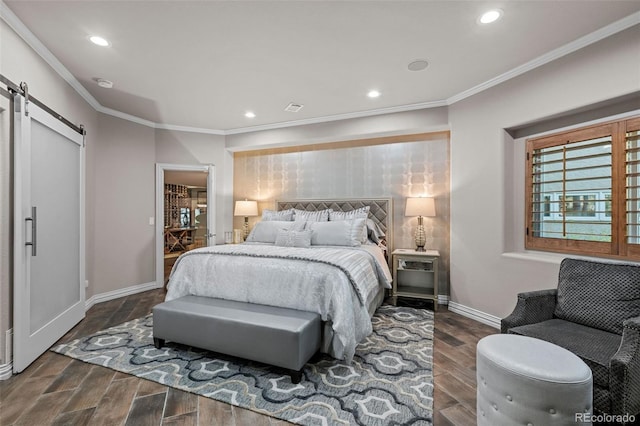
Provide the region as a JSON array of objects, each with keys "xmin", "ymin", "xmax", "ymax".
[
  {"xmin": 262, "ymin": 208, "xmax": 294, "ymax": 221},
  {"xmin": 245, "ymin": 221, "xmax": 304, "ymax": 243},
  {"xmin": 308, "ymin": 218, "xmax": 366, "ymax": 247},
  {"xmin": 294, "ymin": 208, "xmax": 331, "ymax": 222},
  {"xmin": 275, "ymin": 229, "xmax": 312, "ymax": 248},
  {"xmin": 329, "ymin": 206, "xmax": 370, "ymax": 243},
  {"xmin": 366, "ymin": 219, "xmax": 386, "ymax": 244},
  {"xmin": 329, "ymin": 206, "xmax": 370, "ymax": 221}
]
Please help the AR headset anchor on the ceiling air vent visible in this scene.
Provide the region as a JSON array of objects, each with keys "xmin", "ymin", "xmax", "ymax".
[{"xmin": 284, "ymin": 102, "xmax": 304, "ymax": 113}]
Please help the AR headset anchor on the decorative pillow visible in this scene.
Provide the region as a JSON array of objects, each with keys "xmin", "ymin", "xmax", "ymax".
[
  {"xmin": 329, "ymin": 206, "xmax": 370, "ymax": 221},
  {"xmin": 262, "ymin": 208, "xmax": 294, "ymax": 221},
  {"xmin": 294, "ymin": 208, "xmax": 331, "ymax": 222},
  {"xmin": 275, "ymin": 229, "xmax": 312, "ymax": 248},
  {"xmin": 308, "ymin": 218, "xmax": 366, "ymax": 247},
  {"xmin": 366, "ymin": 219, "xmax": 386, "ymax": 244},
  {"xmin": 245, "ymin": 221, "xmax": 304, "ymax": 243},
  {"xmin": 329, "ymin": 207, "xmax": 370, "ymax": 243}
]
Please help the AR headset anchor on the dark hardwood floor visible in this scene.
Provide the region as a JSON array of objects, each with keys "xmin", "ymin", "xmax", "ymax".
[{"xmin": 0, "ymin": 290, "xmax": 496, "ymax": 425}]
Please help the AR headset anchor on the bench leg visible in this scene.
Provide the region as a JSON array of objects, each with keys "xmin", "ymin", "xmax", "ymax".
[
  {"xmin": 290, "ymin": 369, "xmax": 302, "ymax": 384},
  {"xmin": 153, "ymin": 337, "xmax": 165, "ymax": 349}
]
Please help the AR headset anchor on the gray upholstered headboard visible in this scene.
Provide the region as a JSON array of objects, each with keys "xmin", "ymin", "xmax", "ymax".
[{"xmin": 276, "ymin": 198, "xmax": 393, "ymax": 257}]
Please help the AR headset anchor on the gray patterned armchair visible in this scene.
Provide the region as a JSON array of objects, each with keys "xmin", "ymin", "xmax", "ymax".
[{"xmin": 501, "ymin": 258, "xmax": 640, "ymax": 418}]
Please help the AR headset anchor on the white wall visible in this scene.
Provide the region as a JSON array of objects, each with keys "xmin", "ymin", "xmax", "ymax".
[{"xmin": 448, "ymin": 25, "xmax": 640, "ymax": 320}]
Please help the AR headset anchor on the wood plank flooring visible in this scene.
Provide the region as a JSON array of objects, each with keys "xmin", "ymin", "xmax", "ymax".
[{"xmin": 0, "ymin": 290, "xmax": 497, "ymax": 425}]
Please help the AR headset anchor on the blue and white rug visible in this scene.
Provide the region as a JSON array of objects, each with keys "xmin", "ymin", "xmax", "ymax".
[{"xmin": 52, "ymin": 304, "xmax": 433, "ymax": 425}]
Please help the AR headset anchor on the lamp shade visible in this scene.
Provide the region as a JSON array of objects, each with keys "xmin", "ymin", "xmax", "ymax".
[
  {"xmin": 234, "ymin": 200, "xmax": 258, "ymax": 217},
  {"xmin": 405, "ymin": 197, "xmax": 436, "ymax": 217}
]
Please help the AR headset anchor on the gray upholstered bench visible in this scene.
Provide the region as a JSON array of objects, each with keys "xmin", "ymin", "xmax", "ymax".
[{"xmin": 152, "ymin": 295, "xmax": 321, "ymax": 383}]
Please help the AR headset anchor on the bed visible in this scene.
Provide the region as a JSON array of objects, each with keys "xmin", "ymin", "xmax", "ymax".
[{"xmin": 165, "ymin": 198, "xmax": 393, "ymax": 362}]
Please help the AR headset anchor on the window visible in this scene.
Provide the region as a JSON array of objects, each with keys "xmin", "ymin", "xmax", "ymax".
[{"xmin": 526, "ymin": 116, "xmax": 640, "ymax": 260}]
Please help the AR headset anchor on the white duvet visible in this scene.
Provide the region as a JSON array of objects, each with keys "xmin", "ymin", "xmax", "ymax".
[{"xmin": 165, "ymin": 243, "xmax": 392, "ymax": 361}]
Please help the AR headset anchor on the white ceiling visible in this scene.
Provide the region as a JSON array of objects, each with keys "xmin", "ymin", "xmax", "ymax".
[{"xmin": 3, "ymin": 1, "xmax": 640, "ymax": 134}]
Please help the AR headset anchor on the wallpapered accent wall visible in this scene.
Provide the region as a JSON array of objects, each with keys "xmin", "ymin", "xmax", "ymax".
[{"xmin": 233, "ymin": 136, "xmax": 450, "ymax": 296}]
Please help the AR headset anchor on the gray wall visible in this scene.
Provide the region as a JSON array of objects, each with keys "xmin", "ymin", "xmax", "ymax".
[
  {"xmin": 234, "ymin": 135, "xmax": 451, "ymax": 295},
  {"xmin": 93, "ymin": 114, "xmax": 156, "ymax": 292},
  {"xmin": 449, "ymin": 25, "xmax": 640, "ymax": 319}
]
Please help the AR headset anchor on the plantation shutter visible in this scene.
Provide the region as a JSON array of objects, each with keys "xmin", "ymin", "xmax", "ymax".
[
  {"xmin": 526, "ymin": 124, "xmax": 615, "ymax": 256},
  {"xmin": 526, "ymin": 117, "xmax": 640, "ymax": 260},
  {"xmin": 625, "ymin": 117, "xmax": 640, "ymax": 257}
]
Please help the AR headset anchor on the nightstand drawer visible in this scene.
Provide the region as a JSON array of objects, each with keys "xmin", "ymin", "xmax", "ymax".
[
  {"xmin": 398, "ymin": 259, "xmax": 434, "ymax": 271},
  {"xmin": 397, "ymin": 269, "xmax": 435, "ymax": 289}
]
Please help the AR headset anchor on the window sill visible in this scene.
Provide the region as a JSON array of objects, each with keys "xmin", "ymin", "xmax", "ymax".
[
  {"xmin": 502, "ymin": 250, "xmax": 640, "ymax": 266},
  {"xmin": 502, "ymin": 251, "xmax": 564, "ymax": 264}
]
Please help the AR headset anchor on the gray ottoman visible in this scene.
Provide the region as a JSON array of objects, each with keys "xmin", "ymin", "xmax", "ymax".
[
  {"xmin": 153, "ymin": 296, "xmax": 321, "ymax": 383},
  {"xmin": 477, "ymin": 334, "xmax": 593, "ymax": 426}
]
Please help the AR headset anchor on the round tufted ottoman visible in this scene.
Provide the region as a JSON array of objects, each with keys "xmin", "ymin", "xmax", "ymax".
[{"xmin": 476, "ymin": 334, "xmax": 593, "ymax": 426}]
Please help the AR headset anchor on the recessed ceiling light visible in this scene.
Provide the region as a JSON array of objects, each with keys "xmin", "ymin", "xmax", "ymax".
[
  {"xmin": 408, "ymin": 59, "xmax": 429, "ymax": 72},
  {"xmin": 95, "ymin": 78, "xmax": 113, "ymax": 88},
  {"xmin": 89, "ymin": 35, "xmax": 110, "ymax": 47},
  {"xmin": 245, "ymin": 111, "xmax": 256, "ymax": 118},
  {"xmin": 367, "ymin": 90, "xmax": 381, "ymax": 98},
  {"xmin": 479, "ymin": 9, "xmax": 503, "ymax": 24}
]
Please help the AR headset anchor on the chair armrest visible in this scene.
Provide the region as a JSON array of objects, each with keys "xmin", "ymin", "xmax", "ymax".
[
  {"xmin": 610, "ymin": 316, "xmax": 640, "ymax": 416},
  {"xmin": 500, "ymin": 289, "xmax": 557, "ymax": 334}
]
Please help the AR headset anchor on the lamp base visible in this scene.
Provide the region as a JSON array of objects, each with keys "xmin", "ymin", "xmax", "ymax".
[
  {"xmin": 242, "ymin": 218, "xmax": 250, "ymax": 241},
  {"xmin": 414, "ymin": 223, "xmax": 426, "ymax": 252}
]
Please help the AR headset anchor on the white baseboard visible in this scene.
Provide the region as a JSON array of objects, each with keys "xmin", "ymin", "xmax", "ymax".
[
  {"xmin": 0, "ymin": 361, "xmax": 12, "ymax": 380},
  {"xmin": 85, "ymin": 281, "xmax": 161, "ymax": 311},
  {"xmin": 437, "ymin": 295, "xmax": 449, "ymax": 305},
  {"xmin": 447, "ymin": 301, "xmax": 501, "ymax": 329}
]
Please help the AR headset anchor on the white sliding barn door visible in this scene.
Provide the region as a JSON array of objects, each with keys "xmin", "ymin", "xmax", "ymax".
[{"xmin": 13, "ymin": 95, "xmax": 85, "ymax": 373}]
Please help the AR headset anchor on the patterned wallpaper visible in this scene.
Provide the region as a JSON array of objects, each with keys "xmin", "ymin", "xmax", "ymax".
[{"xmin": 233, "ymin": 135, "xmax": 450, "ymax": 296}]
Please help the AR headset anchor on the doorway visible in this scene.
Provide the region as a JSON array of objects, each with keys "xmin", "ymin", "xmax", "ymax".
[{"xmin": 155, "ymin": 164, "xmax": 215, "ymax": 288}]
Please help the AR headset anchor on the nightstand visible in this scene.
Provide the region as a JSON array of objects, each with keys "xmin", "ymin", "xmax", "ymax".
[{"xmin": 391, "ymin": 249, "xmax": 439, "ymax": 311}]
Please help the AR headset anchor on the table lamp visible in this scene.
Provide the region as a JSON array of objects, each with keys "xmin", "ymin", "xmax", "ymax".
[
  {"xmin": 405, "ymin": 197, "xmax": 436, "ymax": 251},
  {"xmin": 234, "ymin": 200, "xmax": 258, "ymax": 240}
]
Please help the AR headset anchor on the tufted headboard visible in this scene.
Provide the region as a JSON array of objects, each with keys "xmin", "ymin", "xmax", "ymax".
[{"xmin": 276, "ymin": 198, "xmax": 393, "ymax": 259}]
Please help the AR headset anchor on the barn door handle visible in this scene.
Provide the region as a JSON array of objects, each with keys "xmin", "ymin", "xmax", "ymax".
[{"xmin": 25, "ymin": 206, "xmax": 37, "ymax": 256}]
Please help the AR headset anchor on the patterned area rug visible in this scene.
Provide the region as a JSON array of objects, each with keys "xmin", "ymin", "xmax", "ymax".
[{"xmin": 52, "ymin": 304, "xmax": 433, "ymax": 425}]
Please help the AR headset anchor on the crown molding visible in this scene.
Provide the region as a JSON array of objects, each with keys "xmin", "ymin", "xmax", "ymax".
[
  {"xmin": 154, "ymin": 122, "xmax": 226, "ymax": 136},
  {"xmin": 223, "ymin": 100, "xmax": 448, "ymax": 135},
  {"xmin": 447, "ymin": 11, "xmax": 640, "ymax": 105},
  {"xmin": 3, "ymin": 0, "xmax": 638, "ymax": 136},
  {"xmin": 96, "ymin": 105, "xmax": 157, "ymax": 128}
]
